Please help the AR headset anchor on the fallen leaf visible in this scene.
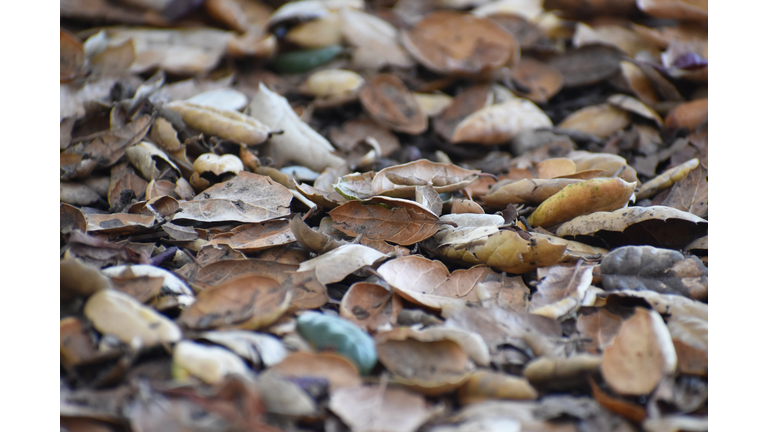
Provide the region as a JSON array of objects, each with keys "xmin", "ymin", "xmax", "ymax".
[
  {"xmin": 329, "ymin": 385, "xmax": 433, "ymax": 432},
  {"xmin": 329, "ymin": 200, "xmax": 444, "ymax": 245},
  {"xmin": 482, "ymin": 178, "xmax": 583, "ymax": 209},
  {"xmin": 402, "ymin": 10, "xmax": 519, "ymax": 77},
  {"xmin": 527, "ymin": 178, "xmax": 636, "ymax": 229},
  {"xmin": 637, "ymin": 0, "xmax": 707, "ymax": 21},
  {"xmin": 558, "ymin": 104, "xmax": 631, "ymax": 138},
  {"xmin": 61, "ymin": 29, "xmax": 85, "ymax": 82},
  {"xmin": 249, "ymin": 83, "xmax": 345, "ymax": 171},
  {"xmin": 359, "ymin": 74, "xmax": 427, "ymax": 135},
  {"xmin": 637, "ymin": 158, "xmax": 699, "ymax": 200},
  {"xmin": 547, "ymin": 45, "xmax": 624, "ymax": 88},
  {"xmin": 84, "ymin": 289, "xmax": 182, "ymax": 348},
  {"xmin": 661, "ymin": 164, "xmax": 708, "ymax": 218},
  {"xmin": 340, "ymin": 7, "xmax": 415, "ymax": 70},
  {"xmin": 434, "ymin": 84, "xmax": 492, "ymax": 142},
  {"xmin": 197, "ymin": 330, "xmax": 288, "ymax": 369},
  {"xmin": 297, "ymin": 244, "xmax": 385, "ymax": 285},
  {"xmin": 576, "ymin": 308, "xmax": 623, "ymax": 354},
  {"xmin": 509, "ymin": 56, "xmax": 564, "ymax": 104},
  {"xmin": 556, "ymin": 206, "xmax": 707, "ymax": 249},
  {"xmin": 371, "ymin": 159, "xmax": 481, "ymax": 198},
  {"xmin": 601, "ymin": 307, "xmax": 677, "ymax": 395},
  {"xmin": 600, "ymin": 245, "xmax": 707, "ymax": 300},
  {"xmin": 210, "ymin": 220, "xmax": 296, "ymax": 252},
  {"xmin": 165, "ymin": 101, "xmax": 273, "ymax": 145},
  {"xmin": 178, "ymin": 274, "xmax": 291, "ymax": 330},
  {"xmin": 457, "ymin": 371, "xmax": 538, "ymax": 405},
  {"xmin": 271, "ymin": 351, "xmax": 362, "ymax": 390},
  {"xmin": 529, "ymin": 262, "xmax": 595, "ymax": 320},
  {"xmin": 340, "ymin": 281, "xmax": 402, "ymax": 332},
  {"xmin": 451, "ymin": 98, "xmax": 553, "ymax": 144},
  {"xmin": 172, "ymin": 340, "xmax": 251, "ymax": 385},
  {"xmin": 523, "ymin": 354, "xmax": 602, "ymax": 390}
]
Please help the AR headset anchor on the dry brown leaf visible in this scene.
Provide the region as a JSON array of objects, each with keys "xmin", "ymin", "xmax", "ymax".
[
  {"xmin": 509, "ymin": 57, "xmax": 564, "ymax": 104},
  {"xmin": 297, "ymin": 244, "xmax": 386, "ymax": 285},
  {"xmin": 556, "ymin": 205, "xmax": 707, "ymax": 249},
  {"xmin": 576, "ymin": 308, "xmax": 623, "ymax": 354},
  {"xmin": 402, "ymin": 11, "xmax": 519, "ymax": 77},
  {"xmin": 178, "ymin": 274, "xmax": 290, "ymax": 330},
  {"xmin": 619, "ymin": 60, "xmax": 660, "ymax": 105},
  {"xmin": 573, "ymin": 23, "xmax": 659, "ymax": 58},
  {"xmin": 558, "ymin": 104, "xmax": 631, "ymax": 138},
  {"xmin": 527, "ymin": 178, "xmax": 636, "ymax": 229},
  {"xmin": 566, "ymin": 150, "xmax": 639, "ymax": 184},
  {"xmin": 458, "ymin": 371, "xmax": 537, "ymax": 405},
  {"xmin": 482, "ymin": 178, "xmax": 583, "ymax": 209},
  {"xmin": 340, "ymin": 7, "xmax": 415, "ymax": 70},
  {"xmin": 371, "ymin": 159, "xmax": 481, "ymax": 198},
  {"xmin": 86, "ymin": 213, "xmax": 156, "ymax": 235},
  {"xmin": 329, "ymin": 117, "xmax": 400, "ymax": 157},
  {"xmin": 637, "ymin": 158, "xmax": 699, "ymax": 200},
  {"xmin": 271, "ymin": 351, "xmax": 362, "ymax": 391},
  {"xmin": 660, "ymin": 163, "xmax": 707, "ymax": 218},
  {"xmin": 377, "ymin": 255, "xmax": 495, "ymax": 311},
  {"xmin": 340, "ymin": 281, "xmax": 402, "ymax": 333},
  {"xmin": 434, "ymin": 84, "xmax": 492, "ymax": 142},
  {"xmin": 329, "ymin": 200, "xmax": 444, "ymax": 246},
  {"xmin": 451, "ymin": 98, "xmax": 553, "ymax": 144},
  {"xmin": 637, "ymin": 0, "xmax": 707, "ymax": 21},
  {"xmin": 329, "ymin": 385, "xmax": 433, "ymax": 432},
  {"xmin": 210, "ymin": 220, "xmax": 295, "ymax": 253},
  {"xmin": 359, "ymin": 74, "xmax": 427, "ymax": 135},
  {"xmin": 61, "ymin": 29, "xmax": 85, "ymax": 82},
  {"xmin": 165, "ymin": 101, "xmax": 273, "ymax": 145},
  {"xmin": 529, "ymin": 263, "xmax": 594, "ymax": 320},
  {"xmin": 601, "ymin": 307, "xmax": 677, "ymax": 395},
  {"xmin": 523, "ymin": 354, "xmax": 602, "ymax": 390},
  {"xmin": 376, "ymin": 328, "xmax": 473, "ymax": 395}
]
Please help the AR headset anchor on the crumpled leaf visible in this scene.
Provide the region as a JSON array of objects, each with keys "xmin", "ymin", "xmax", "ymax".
[
  {"xmin": 174, "ymin": 171, "xmax": 292, "ymax": 225},
  {"xmin": 556, "ymin": 205, "xmax": 707, "ymax": 249},
  {"xmin": 178, "ymin": 274, "xmax": 291, "ymax": 330},
  {"xmin": 248, "ymin": 83, "xmax": 345, "ymax": 171},
  {"xmin": 329, "ymin": 199, "xmax": 445, "ymax": 246},
  {"xmin": 377, "ymin": 256, "xmax": 496, "ymax": 311},
  {"xmin": 529, "ymin": 262, "xmax": 595, "ymax": 320},
  {"xmin": 371, "ymin": 159, "xmax": 481, "ymax": 198},
  {"xmin": 359, "ymin": 74, "xmax": 427, "ymax": 135},
  {"xmin": 297, "ymin": 311, "xmax": 378, "ymax": 375},
  {"xmin": 451, "ymin": 98, "xmax": 553, "ymax": 145},
  {"xmin": 601, "ymin": 307, "xmax": 677, "ymax": 395},
  {"xmin": 84, "ymin": 289, "xmax": 182, "ymax": 348},
  {"xmin": 599, "ymin": 245, "xmax": 707, "ymax": 301},
  {"xmin": 402, "ymin": 10, "xmax": 518, "ymax": 77},
  {"xmin": 330, "ymin": 385, "xmax": 433, "ymax": 432},
  {"xmin": 297, "ymin": 244, "xmax": 385, "ymax": 285},
  {"xmin": 527, "ymin": 178, "xmax": 636, "ymax": 229}
]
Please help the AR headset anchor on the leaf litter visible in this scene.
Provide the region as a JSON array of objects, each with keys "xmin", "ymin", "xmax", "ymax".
[{"xmin": 60, "ymin": 1, "xmax": 708, "ymax": 431}]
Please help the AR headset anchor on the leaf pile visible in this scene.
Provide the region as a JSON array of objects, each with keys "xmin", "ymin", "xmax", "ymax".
[{"xmin": 61, "ymin": 1, "xmax": 708, "ymax": 431}]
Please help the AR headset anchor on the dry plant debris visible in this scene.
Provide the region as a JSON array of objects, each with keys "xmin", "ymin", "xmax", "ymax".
[{"xmin": 60, "ymin": 0, "xmax": 708, "ymax": 430}]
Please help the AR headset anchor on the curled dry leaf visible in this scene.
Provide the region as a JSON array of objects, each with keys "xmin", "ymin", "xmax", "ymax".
[
  {"xmin": 376, "ymin": 328, "xmax": 473, "ymax": 395},
  {"xmin": 458, "ymin": 371, "xmax": 538, "ymax": 405},
  {"xmin": 178, "ymin": 274, "xmax": 291, "ymax": 330},
  {"xmin": 555, "ymin": 205, "xmax": 707, "ymax": 249},
  {"xmin": 249, "ymin": 83, "xmax": 345, "ymax": 171},
  {"xmin": 271, "ymin": 351, "xmax": 362, "ymax": 391},
  {"xmin": 527, "ymin": 178, "xmax": 636, "ymax": 229},
  {"xmin": 333, "ymin": 171, "xmax": 375, "ymax": 200},
  {"xmin": 84, "ymin": 289, "xmax": 181, "ymax": 348},
  {"xmin": 377, "ymin": 255, "xmax": 496, "ymax": 311},
  {"xmin": 402, "ymin": 11, "xmax": 519, "ymax": 77},
  {"xmin": 165, "ymin": 101, "xmax": 273, "ymax": 146},
  {"xmin": 329, "ymin": 200, "xmax": 444, "ymax": 246},
  {"xmin": 329, "ymin": 385, "xmax": 433, "ymax": 432},
  {"xmin": 86, "ymin": 213, "xmax": 157, "ymax": 235},
  {"xmin": 371, "ymin": 159, "xmax": 481, "ymax": 198},
  {"xmin": 290, "ymin": 214, "xmax": 346, "ymax": 254},
  {"xmin": 126, "ymin": 141, "xmax": 181, "ymax": 180},
  {"xmin": 296, "ymin": 311, "xmax": 378, "ymax": 375},
  {"xmin": 172, "ymin": 340, "xmax": 251, "ymax": 385},
  {"xmin": 451, "ymin": 98, "xmax": 553, "ymax": 145},
  {"xmin": 529, "ymin": 263, "xmax": 594, "ymax": 320},
  {"xmin": 210, "ymin": 220, "xmax": 295, "ymax": 253},
  {"xmin": 607, "ymin": 94, "xmax": 663, "ymax": 126},
  {"xmin": 359, "ymin": 74, "xmax": 427, "ymax": 135},
  {"xmin": 558, "ymin": 104, "xmax": 631, "ymax": 138},
  {"xmin": 566, "ymin": 151, "xmax": 639, "ymax": 184},
  {"xmin": 297, "ymin": 244, "xmax": 385, "ymax": 285},
  {"xmin": 197, "ymin": 330, "xmax": 288, "ymax": 368},
  {"xmin": 599, "ymin": 245, "xmax": 707, "ymax": 301},
  {"xmin": 340, "ymin": 281, "xmax": 402, "ymax": 332},
  {"xmin": 601, "ymin": 308, "xmax": 677, "ymax": 396},
  {"xmin": 193, "ymin": 153, "xmax": 243, "ymax": 177},
  {"xmin": 637, "ymin": 158, "xmax": 699, "ymax": 200},
  {"xmin": 482, "ymin": 178, "xmax": 583, "ymax": 209},
  {"xmin": 523, "ymin": 354, "xmax": 602, "ymax": 389}
]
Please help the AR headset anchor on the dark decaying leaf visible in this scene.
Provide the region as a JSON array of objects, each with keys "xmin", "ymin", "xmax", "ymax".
[{"xmin": 600, "ymin": 245, "xmax": 707, "ymax": 300}]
